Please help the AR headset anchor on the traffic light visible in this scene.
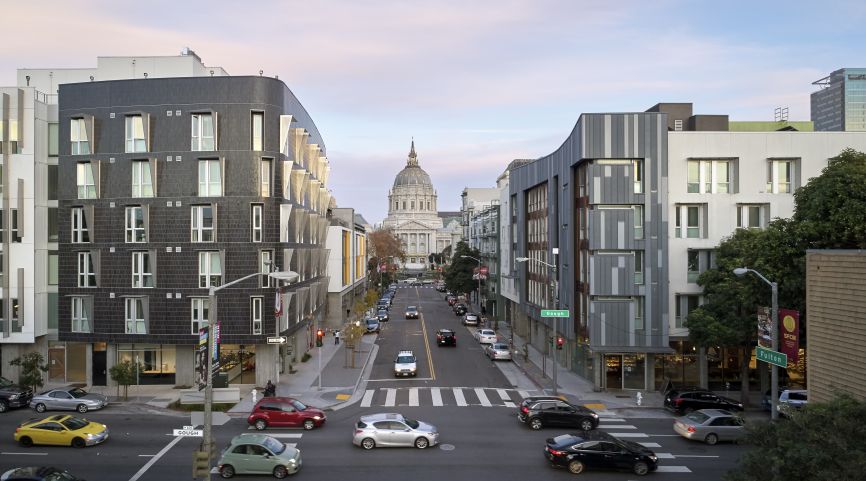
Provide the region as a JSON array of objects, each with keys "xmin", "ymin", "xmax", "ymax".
[
  {"xmin": 193, "ymin": 448, "xmax": 211, "ymax": 478},
  {"xmin": 316, "ymin": 329, "xmax": 324, "ymax": 347},
  {"xmin": 556, "ymin": 336, "xmax": 564, "ymax": 350}
]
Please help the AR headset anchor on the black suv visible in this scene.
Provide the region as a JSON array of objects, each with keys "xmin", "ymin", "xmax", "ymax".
[
  {"xmin": 436, "ymin": 329, "xmax": 457, "ymax": 346},
  {"xmin": 377, "ymin": 309, "xmax": 390, "ymax": 322},
  {"xmin": 664, "ymin": 387, "xmax": 744, "ymax": 415},
  {"xmin": 0, "ymin": 376, "xmax": 33, "ymax": 413},
  {"xmin": 518, "ymin": 398, "xmax": 599, "ymax": 431},
  {"xmin": 545, "ymin": 431, "xmax": 658, "ymax": 476},
  {"xmin": 453, "ymin": 304, "xmax": 468, "ymax": 316}
]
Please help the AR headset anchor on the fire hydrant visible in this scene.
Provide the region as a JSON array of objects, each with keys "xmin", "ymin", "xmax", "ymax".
[
  {"xmin": 251, "ymin": 388, "xmax": 258, "ymax": 405},
  {"xmin": 636, "ymin": 392, "xmax": 643, "ymax": 406}
]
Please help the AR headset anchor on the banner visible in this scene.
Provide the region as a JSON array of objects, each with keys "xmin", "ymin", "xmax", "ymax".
[
  {"xmin": 779, "ymin": 309, "xmax": 799, "ymax": 364},
  {"xmin": 756, "ymin": 306, "xmax": 772, "ymax": 348},
  {"xmin": 196, "ymin": 327, "xmax": 208, "ymax": 391},
  {"xmin": 212, "ymin": 321, "xmax": 221, "ymax": 376}
]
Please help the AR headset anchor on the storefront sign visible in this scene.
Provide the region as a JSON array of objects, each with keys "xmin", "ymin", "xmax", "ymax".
[{"xmin": 779, "ymin": 309, "xmax": 799, "ymax": 364}]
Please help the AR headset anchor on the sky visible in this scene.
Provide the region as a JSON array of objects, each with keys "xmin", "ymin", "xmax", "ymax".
[{"xmin": 3, "ymin": 0, "xmax": 865, "ymax": 224}]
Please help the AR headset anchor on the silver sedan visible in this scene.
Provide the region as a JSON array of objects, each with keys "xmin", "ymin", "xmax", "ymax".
[
  {"xmin": 353, "ymin": 413, "xmax": 439, "ymax": 449},
  {"xmin": 673, "ymin": 409, "xmax": 745, "ymax": 445},
  {"xmin": 485, "ymin": 343, "xmax": 512, "ymax": 361},
  {"xmin": 30, "ymin": 387, "xmax": 108, "ymax": 413}
]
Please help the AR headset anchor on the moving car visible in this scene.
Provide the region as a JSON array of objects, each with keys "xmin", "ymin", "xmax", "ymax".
[
  {"xmin": 394, "ymin": 350, "xmax": 417, "ymax": 377},
  {"xmin": 663, "ymin": 387, "xmax": 744, "ymax": 415},
  {"xmin": 365, "ymin": 317, "xmax": 380, "ymax": 333},
  {"xmin": 462, "ymin": 312, "xmax": 480, "ymax": 326},
  {"xmin": 0, "ymin": 467, "xmax": 84, "ymax": 480},
  {"xmin": 436, "ymin": 329, "xmax": 457, "ymax": 346},
  {"xmin": 545, "ymin": 431, "xmax": 658, "ymax": 476},
  {"xmin": 405, "ymin": 306, "xmax": 419, "ymax": 319},
  {"xmin": 30, "ymin": 387, "xmax": 108, "ymax": 414},
  {"xmin": 518, "ymin": 398, "xmax": 599, "ymax": 431},
  {"xmin": 14, "ymin": 415, "xmax": 108, "ymax": 448},
  {"xmin": 475, "ymin": 329, "xmax": 497, "ymax": 344},
  {"xmin": 485, "ymin": 342, "xmax": 511, "ymax": 361},
  {"xmin": 673, "ymin": 409, "xmax": 745, "ymax": 445},
  {"xmin": 453, "ymin": 304, "xmax": 468, "ymax": 316},
  {"xmin": 353, "ymin": 413, "xmax": 439, "ymax": 449},
  {"xmin": 217, "ymin": 433, "xmax": 301, "ymax": 479},
  {"xmin": 0, "ymin": 376, "xmax": 33, "ymax": 414},
  {"xmin": 247, "ymin": 397, "xmax": 326, "ymax": 431},
  {"xmin": 377, "ymin": 309, "xmax": 390, "ymax": 323},
  {"xmin": 446, "ymin": 296, "xmax": 457, "ymax": 306}
]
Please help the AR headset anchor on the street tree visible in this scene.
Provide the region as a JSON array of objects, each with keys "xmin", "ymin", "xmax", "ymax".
[
  {"xmin": 443, "ymin": 241, "xmax": 481, "ymax": 296},
  {"xmin": 109, "ymin": 360, "xmax": 144, "ymax": 400},
  {"xmin": 8, "ymin": 352, "xmax": 49, "ymax": 394},
  {"xmin": 367, "ymin": 228, "xmax": 405, "ymax": 288},
  {"xmin": 725, "ymin": 394, "xmax": 866, "ymax": 481}
]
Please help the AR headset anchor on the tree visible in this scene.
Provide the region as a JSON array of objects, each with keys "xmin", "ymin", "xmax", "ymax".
[
  {"xmin": 9, "ymin": 352, "xmax": 48, "ymax": 394},
  {"xmin": 443, "ymin": 242, "xmax": 480, "ymax": 296},
  {"xmin": 109, "ymin": 360, "xmax": 144, "ymax": 400},
  {"xmin": 367, "ymin": 228, "xmax": 405, "ymax": 288},
  {"xmin": 725, "ymin": 394, "xmax": 866, "ymax": 481}
]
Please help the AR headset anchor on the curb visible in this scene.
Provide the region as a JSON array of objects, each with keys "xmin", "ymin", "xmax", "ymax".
[{"xmin": 324, "ymin": 342, "xmax": 379, "ymax": 412}]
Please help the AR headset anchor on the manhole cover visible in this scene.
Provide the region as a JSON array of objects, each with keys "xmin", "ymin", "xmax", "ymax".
[{"xmin": 439, "ymin": 444, "xmax": 455, "ymax": 451}]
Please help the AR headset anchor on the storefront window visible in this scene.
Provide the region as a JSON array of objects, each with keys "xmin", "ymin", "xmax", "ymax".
[
  {"xmin": 623, "ymin": 354, "xmax": 646, "ymax": 390},
  {"xmin": 654, "ymin": 341, "xmax": 700, "ymax": 389},
  {"xmin": 218, "ymin": 344, "xmax": 257, "ymax": 384},
  {"xmin": 117, "ymin": 344, "xmax": 176, "ymax": 385}
]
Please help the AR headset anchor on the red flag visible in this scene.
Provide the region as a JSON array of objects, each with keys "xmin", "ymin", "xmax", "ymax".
[{"xmin": 779, "ymin": 309, "xmax": 799, "ymax": 364}]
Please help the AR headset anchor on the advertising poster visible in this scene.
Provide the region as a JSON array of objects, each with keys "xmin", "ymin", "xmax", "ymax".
[
  {"xmin": 756, "ymin": 306, "xmax": 772, "ymax": 348},
  {"xmin": 779, "ymin": 309, "xmax": 799, "ymax": 364},
  {"xmin": 196, "ymin": 326, "xmax": 208, "ymax": 391}
]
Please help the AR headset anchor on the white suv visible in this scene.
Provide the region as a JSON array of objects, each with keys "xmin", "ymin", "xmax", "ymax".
[{"xmin": 394, "ymin": 350, "xmax": 417, "ymax": 377}]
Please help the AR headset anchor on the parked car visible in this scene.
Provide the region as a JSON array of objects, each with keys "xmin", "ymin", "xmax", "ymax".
[
  {"xmin": 217, "ymin": 433, "xmax": 301, "ymax": 479},
  {"xmin": 518, "ymin": 398, "xmax": 599, "ymax": 431},
  {"xmin": 0, "ymin": 466, "xmax": 84, "ymax": 481},
  {"xmin": 663, "ymin": 387, "xmax": 744, "ymax": 415},
  {"xmin": 545, "ymin": 431, "xmax": 658, "ymax": 476},
  {"xmin": 394, "ymin": 350, "xmax": 417, "ymax": 377},
  {"xmin": 30, "ymin": 387, "xmax": 108, "ymax": 414},
  {"xmin": 778, "ymin": 389, "xmax": 808, "ymax": 417},
  {"xmin": 247, "ymin": 397, "xmax": 326, "ymax": 431},
  {"xmin": 0, "ymin": 376, "xmax": 33, "ymax": 414},
  {"xmin": 405, "ymin": 306, "xmax": 419, "ymax": 319},
  {"xmin": 485, "ymin": 343, "xmax": 511, "ymax": 361},
  {"xmin": 377, "ymin": 309, "xmax": 390, "ymax": 322},
  {"xmin": 353, "ymin": 413, "xmax": 439, "ymax": 449},
  {"xmin": 14, "ymin": 415, "xmax": 108, "ymax": 448},
  {"xmin": 475, "ymin": 329, "xmax": 497, "ymax": 344},
  {"xmin": 673, "ymin": 409, "xmax": 745, "ymax": 445},
  {"xmin": 462, "ymin": 312, "xmax": 480, "ymax": 326},
  {"xmin": 453, "ymin": 304, "xmax": 468, "ymax": 316},
  {"xmin": 376, "ymin": 300, "xmax": 390, "ymax": 311},
  {"xmin": 447, "ymin": 296, "xmax": 457, "ymax": 306},
  {"xmin": 365, "ymin": 317, "xmax": 380, "ymax": 333},
  {"xmin": 436, "ymin": 329, "xmax": 457, "ymax": 346}
]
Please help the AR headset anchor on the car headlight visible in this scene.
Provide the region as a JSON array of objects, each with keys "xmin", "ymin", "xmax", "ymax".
[
  {"xmin": 649, "ymin": 455, "xmax": 658, "ymax": 462},
  {"xmin": 85, "ymin": 433, "xmax": 96, "ymax": 439},
  {"xmin": 312, "ymin": 416, "xmax": 322, "ymax": 420},
  {"xmin": 591, "ymin": 413, "xmax": 599, "ymax": 418}
]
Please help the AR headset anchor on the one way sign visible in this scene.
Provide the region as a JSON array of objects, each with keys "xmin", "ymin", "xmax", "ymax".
[{"xmin": 267, "ymin": 336, "xmax": 287, "ymax": 344}]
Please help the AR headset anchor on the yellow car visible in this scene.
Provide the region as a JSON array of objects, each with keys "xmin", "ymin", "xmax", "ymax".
[{"xmin": 14, "ymin": 415, "xmax": 108, "ymax": 448}]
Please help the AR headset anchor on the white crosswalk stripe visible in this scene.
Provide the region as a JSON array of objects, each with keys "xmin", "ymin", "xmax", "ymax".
[
  {"xmin": 361, "ymin": 389, "xmax": 375, "ymax": 407},
  {"xmin": 384, "ymin": 388, "xmax": 396, "ymax": 407},
  {"xmin": 431, "ymin": 387, "xmax": 443, "ymax": 406},
  {"xmin": 598, "ymin": 424, "xmax": 637, "ymax": 429},
  {"xmin": 408, "ymin": 388, "xmax": 419, "ymax": 406},
  {"xmin": 453, "ymin": 388, "xmax": 468, "ymax": 406},
  {"xmin": 474, "ymin": 388, "xmax": 492, "ymax": 407},
  {"xmin": 638, "ymin": 442, "xmax": 662, "ymax": 448},
  {"xmin": 496, "ymin": 389, "xmax": 516, "ymax": 408},
  {"xmin": 656, "ymin": 466, "xmax": 692, "ymax": 473}
]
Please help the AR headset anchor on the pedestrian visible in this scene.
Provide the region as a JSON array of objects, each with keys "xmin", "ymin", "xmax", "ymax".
[
  {"xmin": 481, "ymin": 304, "xmax": 487, "ymax": 316},
  {"xmin": 334, "ymin": 329, "xmax": 341, "ymax": 345},
  {"xmin": 264, "ymin": 380, "xmax": 276, "ymax": 397}
]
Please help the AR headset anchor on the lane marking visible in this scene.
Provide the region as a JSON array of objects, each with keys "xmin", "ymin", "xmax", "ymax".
[
  {"xmin": 655, "ymin": 453, "xmax": 675, "ymax": 459},
  {"xmin": 672, "ymin": 455, "xmax": 720, "ymax": 458},
  {"xmin": 335, "ymin": 394, "xmax": 350, "ymax": 400},
  {"xmin": 1, "ymin": 452, "xmax": 48, "ymax": 456},
  {"xmin": 518, "ymin": 390, "xmax": 531, "ymax": 399},
  {"xmin": 419, "ymin": 313, "xmax": 436, "ymax": 381},
  {"xmin": 384, "ymin": 388, "xmax": 397, "ymax": 407},
  {"xmin": 367, "ymin": 377, "xmax": 434, "ymax": 382},
  {"xmin": 409, "ymin": 388, "xmax": 419, "ymax": 406},
  {"xmin": 360, "ymin": 389, "xmax": 375, "ymax": 407},
  {"xmin": 598, "ymin": 424, "xmax": 637, "ymax": 430},
  {"xmin": 638, "ymin": 442, "xmax": 661, "ymax": 448},
  {"xmin": 475, "ymin": 388, "xmax": 492, "ymax": 407},
  {"xmin": 497, "ymin": 388, "xmax": 517, "ymax": 408},
  {"xmin": 431, "ymin": 387, "xmax": 443, "ymax": 406},
  {"xmin": 138, "ymin": 455, "xmax": 155, "ymax": 457},
  {"xmin": 453, "ymin": 388, "xmax": 467, "ymax": 406},
  {"xmin": 129, "ymin": 428, "xmax": 186, "ymax": 481},
  {"xmin": 610, "ymin": 433, "xmax": 648, "ymax": 438},
  {"xmin": 584, "ymin": 403, "xmax": 606, "ymax": 410},
  {"xmin": 656, "ymin": 466, "xmax": 692, "ymax": 473}
]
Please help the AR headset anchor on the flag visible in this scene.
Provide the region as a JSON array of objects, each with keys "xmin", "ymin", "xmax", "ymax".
[{"xmin": 274, "ymin": 289, "xmax": 283, "ymax": 318}]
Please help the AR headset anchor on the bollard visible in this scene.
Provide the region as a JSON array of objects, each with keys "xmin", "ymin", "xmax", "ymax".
[
  {"xmin": 636, "ymin": 391, "xmax": 643, "ymax": 406},
  {"xmin": 251, "ymin": 388, "xmax": 258, "ymax": 405}
]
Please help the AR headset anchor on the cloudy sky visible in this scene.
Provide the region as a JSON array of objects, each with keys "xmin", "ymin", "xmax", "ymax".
[{"xmin": 2, "ymin": 0, "xmax": 864, "ymax": 223}]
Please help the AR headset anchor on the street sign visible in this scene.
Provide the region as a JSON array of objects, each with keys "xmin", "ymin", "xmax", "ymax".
[
  {"xmin": 173, "ymin": 428, "xmax": 203, "ymax": 437},
  {"xmin": 756, "ymin": 346, "xmax": 788, "ymax": 368},
  {"xmin": 267, "ymin": 336, "xmax": 287, "ymax": 344},
  {"xmin": 541, "ymin": 309, "xmax": 570, "ymax": 318}
]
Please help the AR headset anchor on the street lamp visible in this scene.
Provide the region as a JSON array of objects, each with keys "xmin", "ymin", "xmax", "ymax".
[
  {"xmin": 516, "ymin": 248, "xmax": 560, "ymax": 396},
  {"xmin": 460, "ymin": 255, "xmax": 482, "ymax": 312},
  {"xmin": 733, "ymin": 267, "xmax": 779, "ymax": 421},
  {"xmin": 200, "ymin": 265, "xmax": 298, "ymax": 478}
]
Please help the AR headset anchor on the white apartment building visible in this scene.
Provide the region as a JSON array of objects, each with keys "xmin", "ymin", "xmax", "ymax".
[
  {"xmin": 460, "ymin": 187, "xmax": 499, "ymax": 247},
  {"xmin": 326, "ymin": 207, "xmax": 368, "ymax": 330}
]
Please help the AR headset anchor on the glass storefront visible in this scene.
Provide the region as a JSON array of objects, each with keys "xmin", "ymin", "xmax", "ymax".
[
  {"xmin": 604, "ymin": 354, "xmax": 647, "ymax": 390},
  {"xmin": 117, "ymin": 344, "xmax": 176, "ymax": 385},
  {"xmin": 655, "ymin": 341, "xmax": 700, "ymax": 390},
  {"xmin": 67, "ymin": 343, "xmax": 87, "ymax": 383},
  {"xmin": 218, "ymin": 344, "xmax": 257, "ymax": 384}
]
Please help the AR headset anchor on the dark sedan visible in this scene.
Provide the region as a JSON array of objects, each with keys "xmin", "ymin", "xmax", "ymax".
[
  {"xmin": 518, "ymin": 398, "xmax": 599, "ymax": 431},
  {"xmin": 453, "ymin": 304, "xmax": 468, "ymax": 316},
  {"xmin": 377, "ymin": 309, "xmax": 390, "ymax": 322},
  {"xmin": 436, "ymin": 329, "xmax": 456, "ymax": 346},
  {"xmin": 663, "ymin": 388, "xmax": 744, "ymax": 415},
  {"xmin": 545, "ymin": 431, "xmax": 659, "ymax": 476}
]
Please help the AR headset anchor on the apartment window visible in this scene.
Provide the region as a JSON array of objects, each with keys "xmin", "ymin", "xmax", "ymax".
[
  {"xmin": 48, "ymin": 251, "xmax": 58, "ymax": 286},
  {"xmin": 675, "ymin": 294, "xmax": 701, "ymax": 328},
  {"xmin": 71, "ymin": 207, "xmax": 90, "ymax": 243},
  {"xmin": 737, "ymin": 204, "xmax": 768, "ymax": 229},
  {"xmin": 674, "ymin": 119, "xmax": 683, "ymax": 131},
  {"xmin": 251, "ymin": 112, "xmax": 264, "ymax": 151},
  {"xmin": 260, "ymin": 159, "xmax": 271, "ymax": 197},
  {"xmin": 70, "ymin": 118, "xmax": 90, "ymax": 155},
  {"xmin": 11, "ymin": 209, "xmax": 21, "ymax": 243},
  {"xmin": 191, "ymin": 113, "xmax": 215, "ymax": 151},
  {"xmin": 191, "ymin": 298, "xmax": 209, "ymax": 334},
  {"xmin": 633, "ymin": 160, "xmax": 643, "ymax": 194},
  {"xmin": 251, "ymin": 204, "xmax": 263, "ymax": 242},
  {"xmin": 411, "ymin": 201, "xmax": 415, "ymax": 210},
  {"xmin": 260, "ymin": 250, "xmax": 273, "ymax": 288},
  {"xmin": 77, "ymin": 252, "xmax": 96, "ymax": 287},
  {"xmin": 47, "ymin": 165, "xmax": 58, "ymax": 200},
  {"xmin": 131, "ymin": 160, "xmax": 154, "ymax": 197},
  {"xmin": 125, "ymin": 115, "xmax": 146, "ymax": 153},
  {"xmin": 634, "ymin": 250, "xmax": 644, "ymax": 284},
  {"xmin": 198, "ymin": 160, "xmax": 222, "ymax": 196},
  {"xmin": 191, "ymin": 205, "xmax": 215, "ymax": 242},
  {"xmin": 132, "ymin": 251, "xmax": 154, "ymax": 288},
  {"xmin": 687, "ymin": 250, "xmax": 700, "ymax": 283},
  {"xmin": 251, "ymin": 297, "xmax": 264, "ymax": 335},
  {"xmin": 125, "ymin": 206, "xmax": 146, "ymax": 243},
  {"xmin": 124, "ymin": 298, "xmax": 147, "ymax": 334},
  {"xmin": 634, "ymin": 297, "xmax": 644, "ymax": 330},
  {"xmin": 402, "ymin": 201, "xmax": 406, "ymax": 210},
  {"xmin": 71, "ymin": 297, "xmax": 92, "ymax": 333},
  {"xmin": 47, "ymin": 208, "xmax": 59, "ymax": 242},
  {"xmin": 632, "ymin": 205, "xmax": 644, "ymax": 239},
  {"xmin": 687, "ymin": 160, "xmax": 732, "ymax": 194},
  {"xmin": 427, "ymin": 201, "xmax": 431, "ymax": 210},
  {"xmin": 767, "ymin": 160, "xmax": 794, "ymax": 194},
  {"xmin": 48, "ymin": 122, "xmax": 59, "ymax": 157},
  {"xmin": 199, "ymin": 251, "xmax": 222, "ymax": 288},
  {"xmin": 675, "ymin": 205, "xmax": 704, "ymax": 238},
  {"xmin": 76, "ymin": 162, "xmax": 97, "ymax": 199}
]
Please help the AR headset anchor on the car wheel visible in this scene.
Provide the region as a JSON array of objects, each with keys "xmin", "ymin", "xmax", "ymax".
[
  {"xmin": 34, "ymin": 403, "xmax": 46, "ymax": 413},
  {"xmin": 361, "ymin": 438, "xmax": 376, "ymax": 450},
  {"xmin": 529, "ymin": 417, "xmax": 543, "ymax": 430},
  {"xmin": 303, "ymin": 419, "xmax": 315, "ymax": 430},
  {"xmin": 219, "ymin": 465, "xmax": 235, "ymax": 479},
  {"xmin": 633, "ymin": 461, "xmax": 650, "ymax": 476},
  {"xmin": 71, "ymin": 437, "xmax": 86, "ymax": 448},
  {"xmin": 273, "ymin": 465, "xmax": 288, "ymax": 479},
  {"xmin": 568, "ymin": 460, "xmax": 585, "ymax": 474},
  {"xmin": 414, "ymin": 437, "xmax": 429, "ymax": 449},
  {"xmin": 0, "ymin": 401, "xmax": 8, "ymax": 413},
  {"xmin": 77, "ymin": 404, "xmax": 89, "ymax": 413},
  {"xmin": 19, "ymin": 436, "xmax": 33, "ymax": 447},
  {"xmin": 705, "ymin": 433, "xmax": 719, "ymax": 445},
  {"xmin": 579, "ymin": 418, "xmax": 595, "ymax": 431},
  {"xmin": 254, "ymin": 419, "xmax": 268, "ymax": 431}
]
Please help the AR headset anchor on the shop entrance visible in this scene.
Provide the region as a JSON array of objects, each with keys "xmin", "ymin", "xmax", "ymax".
[{"xmin": 605, "ymin": 354, "xmax": 646, "ymax": 390}]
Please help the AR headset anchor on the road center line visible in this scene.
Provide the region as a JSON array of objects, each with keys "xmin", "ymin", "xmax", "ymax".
[
  {"xmin": 129, "ymin": 430, "xmax": 187, "ymax": 481},
  {"xmin": 1, "ymin": 452, "xmax": 48, "ymax": 456},
  {"xmin": 419, "ymin": 312, "xmax": 436, "ymax": 380}
]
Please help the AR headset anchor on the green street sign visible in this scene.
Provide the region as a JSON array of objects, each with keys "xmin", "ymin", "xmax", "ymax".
[
  {"xmin": 541, "ymin": 309, "xmax": 570, "ymax": 318},
  {"xmin": 756, "ymin": 346, "xmax": 787, "ymax": 368}
]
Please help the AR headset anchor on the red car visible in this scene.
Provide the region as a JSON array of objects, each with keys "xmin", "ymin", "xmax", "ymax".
[{"xmin": 247, "ymin": 397, "xmax": 326, "ymax": 431}]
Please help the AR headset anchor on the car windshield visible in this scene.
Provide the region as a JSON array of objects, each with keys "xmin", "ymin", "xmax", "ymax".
[
  {"xmin": 262, "ymin": 436, "xmax": 286, "ymax": 454},
  {"xmin": 493, "ymin": 343, "xmax": 507, "ymax": 349},
  {"xmin": 68, "ymin": 388, "xmax": 88, "ymax": 398},
  {"xmin": 60, "ymin": 417, "xmax": 89, "ymax": 430},
  {"xmin": 366, "ymin": 319, "xmax": 378, "ymax": 325},
  {"xmin": 290, "ymin": 399, "xmax": 307, "ymax": 411},
  {"xmin": 397, "ymin": 356, "xmax": 415, "ymax": 363},
  {"xmin": 44, "ymin": 471, "xmax": 78, "ymax": 481},
  {"xmin": 684, "ymin": 411, "xmax": 711, "ymax": 423},
  {"xmin": 403, "ymin": 418, "xmax": 420, "ymax": 429},
  {"xmin": 440, "ymin": 331, "xmax": 453, "ymax": 337},
  {"xmin": 407, "ymin": 306, "xmax": 417, "ymax": 311},
  {"xmin": 378, "ymin": 310, "xmax": 387, "ymax": 315}
]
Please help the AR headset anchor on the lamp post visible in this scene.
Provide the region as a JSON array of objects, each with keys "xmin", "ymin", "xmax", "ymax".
[
  {"xmin": 516, "ymin": 248, "xmax": 560, "ymax": 396},
  {"xmin": 733, "ymin": 267, "xmax": 779, "ymax": 421},
  {"xmin": 460, "ymin": 255, "xmax": 482, "ymax": 312},
  {"xmin": 200, "ymin": 266, "xmax": 298, "ymax": 479}
]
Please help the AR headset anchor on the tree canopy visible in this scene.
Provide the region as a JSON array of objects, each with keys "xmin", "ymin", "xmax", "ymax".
[{"xmin": 443, "ymin": 242, "xmax": 481, "ymax": 296}]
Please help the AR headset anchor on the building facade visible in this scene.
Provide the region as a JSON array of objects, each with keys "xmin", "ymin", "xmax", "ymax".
[
  {"xmin": 325, "ymin": 207, "xmax": 368, "ymax": 330},
  {"xmin": 57, "ymin": 75, "xmax": 330, "ymax": 387},
  {"xmin": 460, "ymin": 187, "xmax": 499, "ymax": 245},
  {"xmin": 811, "ymin": 68, "xmax": 866, "ymax": 132}
]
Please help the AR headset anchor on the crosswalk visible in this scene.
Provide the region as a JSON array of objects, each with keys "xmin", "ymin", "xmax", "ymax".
[
  {"xmin": 595, "ymin": 417, "xmax": 694, "ymax": 473},
  {"xmin": 360, "ymin": 386, "xmax": 530, "ymax": 408}
]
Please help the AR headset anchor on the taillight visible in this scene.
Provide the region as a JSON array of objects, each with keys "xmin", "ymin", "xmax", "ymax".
[
  {"xmin": 674, "ymin": 398, "xmax": 683, "ymax": 406},
  {"xmin": 547, "ymin": 447, "xmax": 564, "ymax": 456},
  {"xmin": 521, "ymin": 406, "xmax": 529, "ymax": 414},
  {"xmin": 686, "ymin": 425, "xmax": 695, "ymax": 433},
  {"xmin": 354, "ymin": 429, "xmax": 363, "ymax": 435}
]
